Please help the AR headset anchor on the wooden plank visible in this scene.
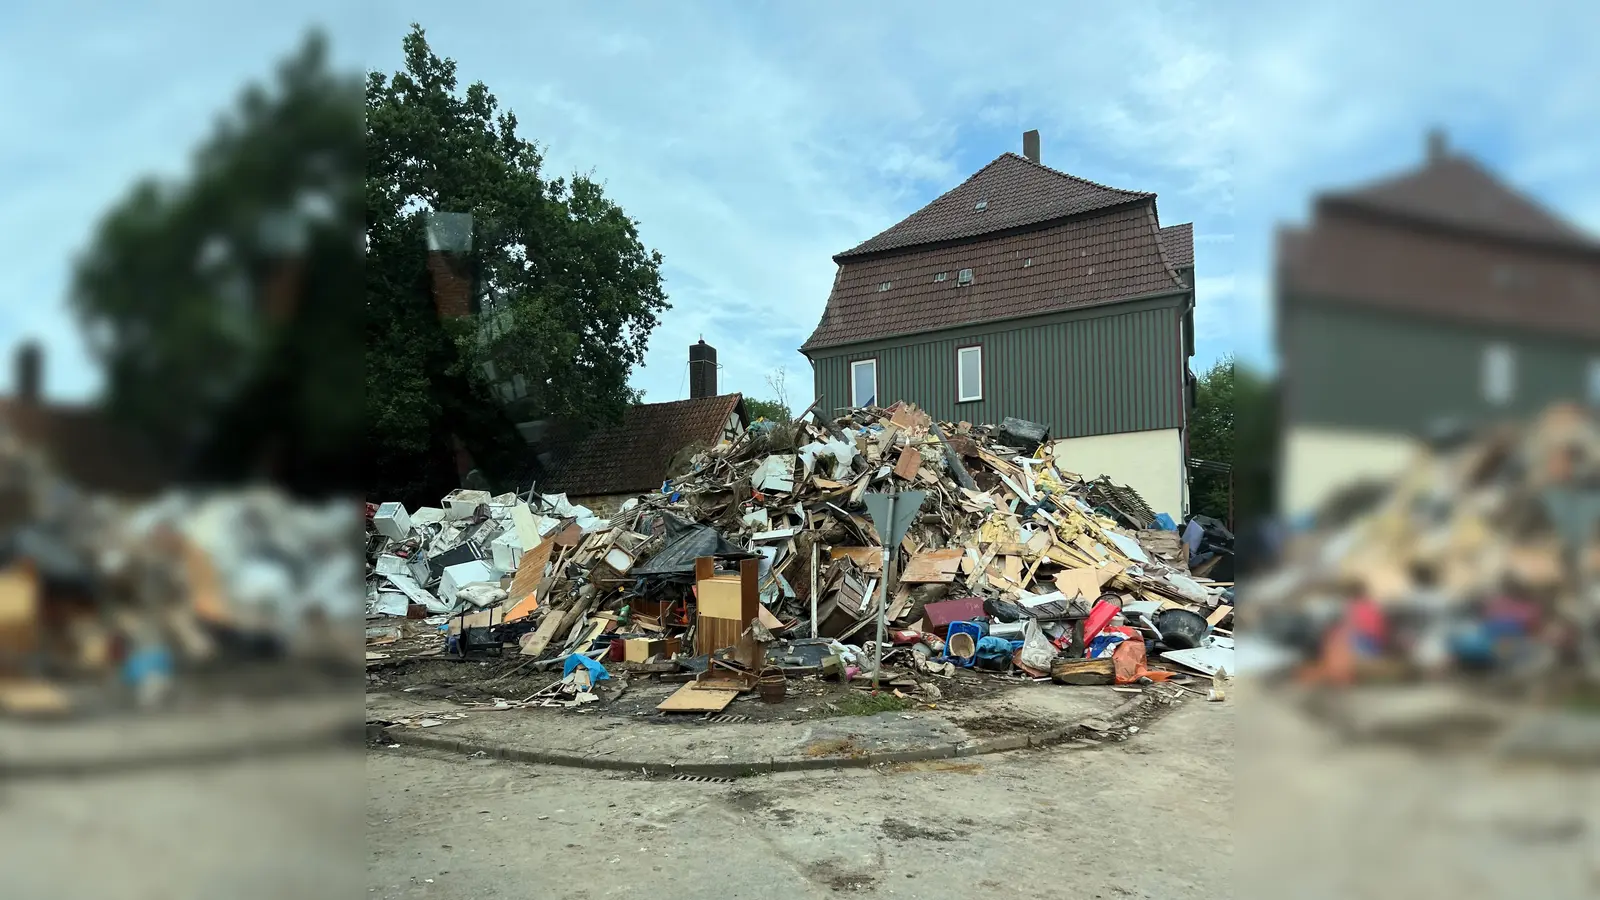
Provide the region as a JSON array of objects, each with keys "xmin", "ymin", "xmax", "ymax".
[
  {"xmin": 519, "ymin": 612, "xmax": 566, "ymax": 657},
  {"xmin": 893, "ymin": 446, "xmax": 921, "ymax": 480},
  {"xmin": 656, "ymin": 684, "xmax": 738, "ymax": 713},
  {"xmin": 758, "ymin": 603, "xmax": 783, "ymax": 630},
  {"xmin": 829, "ymin": 546, "xmax": 883, "ymax": 575},
  {"xmin": 1206, "ymin": 605, "xmax": 1233, "ymax": 627},
  {"xmin": 1054, "ymin": 568, "xmax": 1103, "ymax": 602},
  {"xmin": 900, "ymin": 549, "xmax": 963, "ymax": 584}
]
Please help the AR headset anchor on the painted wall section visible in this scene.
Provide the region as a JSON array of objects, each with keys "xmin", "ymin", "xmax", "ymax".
[
  {"xmin": 809, "ymin": 298, "xmax": 1186, "ymax": 438},
  {"xmin": 1281, "ymin": 425, "xmax": 1421, "ymax": 519},
  {"xmin": 1049, "ymin": 428, "xmax": 1186, "ymax": 518}
]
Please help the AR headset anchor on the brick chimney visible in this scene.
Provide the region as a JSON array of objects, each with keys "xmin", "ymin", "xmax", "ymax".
[
  {"xmin": 425, "ymin": 211, "xmax": 475, "ymax": 318},
  {"xmin": 14, "ymin": 341, "xmax": 40, "ymax": 406},
  {"xmin": 688, "ymin": 339, "xmax": 717, "ymax": 399},
  {"xmin": 1426, "ymin": 128, "xmax": 1447, "ymax": 165},
  {"xmin": 1023, "ymin": 129, "xmax": 1041, "ymax": 165}
]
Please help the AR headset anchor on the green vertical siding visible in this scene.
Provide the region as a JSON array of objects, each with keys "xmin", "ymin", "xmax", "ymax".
[
  {"xmin": 1283, "ymin": 297, "xmax": 1599, "ymax": 433},
  {"xmin": 808, "ymin": 300, "xmax": 1185, "ymax": 437}
]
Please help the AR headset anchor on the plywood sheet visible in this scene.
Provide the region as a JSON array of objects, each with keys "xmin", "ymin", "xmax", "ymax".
[
  {"xmin": 829, "ymin": 547, "xmax": 882, "ymax": 574},
  {"xmin": 656, "ymin": 684, "xmax": 738, "ymax": 713},
  {"xmin": 893, "ymin": 446, "xmax": 921, "ymax": 480},
  {"xmin": 697, "ymin": 577, "xmax": 745, "ymax": 619},
  {"xmin": 508, "ymin": 541, "xmax": 554, "ymax": 602},
  {"xmin": 1054, "ymin": 568, "xmax": 1103, "ymax": 602},
  {"xmin": 900, "ymin": 549, "xmax": 964, "ymax": 584}
]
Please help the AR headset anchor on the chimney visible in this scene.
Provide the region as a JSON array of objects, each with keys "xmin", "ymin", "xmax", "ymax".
[
  {"xmin": 1426, "ymin": 128, "xmax": 1447, "ymax": 164},
  {"xmin": 14, "ymin": 341, "xmax": 41, "ymax": 406},
  {"xmin": 424, "ymin": 211, "xmax": 476, "ymax": 318},
  {"xmin": 688, "ymin": 339, "xmax": 717, "ymax": 399},
  {"xmin": 1022, "ymin": 129, "xmax": 1041, "ymax": 164}
]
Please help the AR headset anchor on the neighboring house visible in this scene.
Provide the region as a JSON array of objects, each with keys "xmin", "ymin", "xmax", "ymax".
[
  {"xmin": 539, "ymin": 341, "xmax": 748, "ymax": 516},
  {"xmin": 0, "ymin": 343, "xmax": 171, "ymax": 501},
  {"xmin": 801, "ymin": 131, "xmax": 1197, "ymax": 517},
  {"xmin": 1276, "ymin": 130, "xmax": 1600, "ymax": 518}
]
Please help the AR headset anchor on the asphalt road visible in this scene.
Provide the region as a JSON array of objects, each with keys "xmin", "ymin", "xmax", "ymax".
[{"xmin": 365, "ymin": 696, "xmax": 1234, "ymax": 899}]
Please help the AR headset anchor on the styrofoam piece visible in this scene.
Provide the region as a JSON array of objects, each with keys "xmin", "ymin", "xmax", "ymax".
[
  {"xmin": 385, "ymin": 574, "xmax": 449, "ymax": 614},
  {"xmin": 373, "ymin": 502, "xmax": 413, "ymax": 540},
  {"xmin": 375, "ymin": 554, "xmax": 410, "ymax": 577}
]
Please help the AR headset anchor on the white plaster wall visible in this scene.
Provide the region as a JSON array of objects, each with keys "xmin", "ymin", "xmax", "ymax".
[
  {"xmin": 1281, "ymin": 425, "xmax": 1420, "ymax": 519},
  {"xmin": 1050, "ymin": 428, "xmax": 1186, "ymax": 518}
]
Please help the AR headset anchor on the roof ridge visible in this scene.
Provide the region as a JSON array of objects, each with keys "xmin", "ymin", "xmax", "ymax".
[
  {"xmin": 1143, "ymin": 203, "xmax": 1186, "ymax": 288},
  {"xmin": 998, "ymin": 151, "xmax": 1152, "ymax": 199}
]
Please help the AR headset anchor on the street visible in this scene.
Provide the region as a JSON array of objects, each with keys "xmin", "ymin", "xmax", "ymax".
[{"xmin": 366, "ymin": 697, "xmax": 1233, "ymax": 899}]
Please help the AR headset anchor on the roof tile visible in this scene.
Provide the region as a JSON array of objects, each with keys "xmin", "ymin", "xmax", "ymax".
[
  {"xmin": 836, "ymin": 153, "xmax": 1151, "ymax": 260},
  {"xmin": 543, "ymin": 394, "xmax": 745, "ymax": 497},
  {"xmin": 805, "ymin": 204, "xmax": 1184, "ymax": 351},
  {"xmin": 1159, "ymin": 222, "xmax": 1194, "ymax": 269}
]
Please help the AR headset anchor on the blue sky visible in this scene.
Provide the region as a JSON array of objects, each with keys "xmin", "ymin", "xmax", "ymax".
[{"xmin": 3, "ymin": 1, "xmax": 1597, "ymax": 408}]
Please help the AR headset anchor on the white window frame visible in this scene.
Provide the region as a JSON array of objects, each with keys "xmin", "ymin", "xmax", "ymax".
[
  {"xmin": 957, "ymin": 346, "xmax": 983, "ymax": 402},
  {"xmin": 850, "ymin": 359, "xmax": 877, "ymax": 408},
  {"xmin": 1483, "ymin": 343, "xmax": 1515, "ymax": 406}
]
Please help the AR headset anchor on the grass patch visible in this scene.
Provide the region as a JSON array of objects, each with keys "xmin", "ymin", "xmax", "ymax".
[{"xmin": 833, "ymin": 692, "xmax": 914, "ymax": 717}]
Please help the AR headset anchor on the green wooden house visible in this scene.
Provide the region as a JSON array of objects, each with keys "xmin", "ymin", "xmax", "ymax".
[
  {"xmin": 1277, "ymin": 131, "xmax": 1600, "ymax": 517},
  {"xmin": 801, "ymin": 131, "xmax": 1197, "ymax": 516}
]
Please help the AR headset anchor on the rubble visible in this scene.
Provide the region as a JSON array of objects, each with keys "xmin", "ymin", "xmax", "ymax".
[
  {"xmin": 364, "ymin": 401, "xmax": 1235, "ymax": 708},
  {"xmin": 1255, "ymin": 403, "xmax": 1600, "ymax": 690}
]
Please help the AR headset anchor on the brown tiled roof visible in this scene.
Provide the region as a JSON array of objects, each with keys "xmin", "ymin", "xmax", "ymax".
[
  {"xmin": 0, "ymin": 398, "xmax": 173, "ymax": 497},
  {"xmin": 542, "ymin": 394, "xmax": 746, "ymax": 497},
  {"xmin": 1278, "ymin": 211, "xmax": 1600, "ymax": 339},
  {"xmin": 1159, "ymin": 223, "xmax": 1194, "ymax": 269},
  {"xmin": 1323, "ymin": 155, "xmax": 1590, "ymax": 247},
  {"xmin": 803, "ymin": 203, "xmax": 1186, "ymax": 351},
  {"xmin": 835, "ymin": 153, "xmax": 1152, "ymax": 261}
]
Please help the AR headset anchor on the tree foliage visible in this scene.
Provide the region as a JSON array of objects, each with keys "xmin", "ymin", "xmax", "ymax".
[
  {"xmin": 745, "ymin": 398, "xmax": 790, "ymax": 423},
  {"xmin": 365, "ymin": 24, "xmax": 670, "ymax": 504},
  {"xmin": 70, "ymin": 33, "xmax": 364, "ymax": 494},
  {"xmin": 1188, "ymin": 356, "xmax": 1235, "ymax": 521}
]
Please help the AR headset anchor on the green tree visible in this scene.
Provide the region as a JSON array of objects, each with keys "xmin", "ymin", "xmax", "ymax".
[
  {"xmin": 365, "ymin": 24, "xmax": 670, "ymax": 504},
  {"xmin": 1188, "ymin": 356, "xmax": 1235, "ymax": 521},
  {"xmin": 69, "ymin": 33, "xmax": 365, "ymax": 495},
  {"xmin": 745, "ymin": 398, "xmax": 790, "ymax": 422}
]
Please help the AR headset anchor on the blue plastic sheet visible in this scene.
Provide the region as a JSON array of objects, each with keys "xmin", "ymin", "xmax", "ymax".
[
  {"xmin": 562, "ymin": 653, "xmax": 611, "ymax": 682},
  {"xmin": 1153, "ymin": 512, "xmax": 1177, "ymax": 531}
]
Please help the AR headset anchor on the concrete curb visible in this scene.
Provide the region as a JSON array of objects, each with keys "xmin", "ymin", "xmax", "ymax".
[
  {"xmin": 2, "ymin": 723, "xmax": 364, "ymax": 779},
  {"xmin": 388, "ymin": 691, "xmax": 1161, "ymax": 778}
]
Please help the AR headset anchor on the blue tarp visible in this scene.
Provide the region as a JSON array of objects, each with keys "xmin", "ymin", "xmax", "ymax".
[{"xmin": 562, "ymin": 653, "xmax": 611, "ymax": 682}]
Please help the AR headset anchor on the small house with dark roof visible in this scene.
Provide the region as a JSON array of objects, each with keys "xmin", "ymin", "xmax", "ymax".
[
  {"xmin": 1276, "ymin": 129, "xmax": 1600, "ymax": 516},
  {"xmin": 801, "ymin": 130, "xmax": 1197, "ymax": 516},
  {"xmin": 539, "ymin": 341, "xmax": 748, "ymax": 515}
]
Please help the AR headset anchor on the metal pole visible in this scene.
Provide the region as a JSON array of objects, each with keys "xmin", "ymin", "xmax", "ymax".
[
  {"xmin": 872, "ymin": 492, "xmax": 894, "ymax": 692},
  {"xmin": 810, "ymin": 541, "xmax": 820, "ymax": 639}
]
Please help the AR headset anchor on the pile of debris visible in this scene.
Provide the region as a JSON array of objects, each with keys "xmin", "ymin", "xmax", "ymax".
[
  {"xmin": 365, "ymin": 402, "xmax": 1235, "ymax": 711},
  {"xmin": 1255, "ymin": 402, "xmax": 1600, "ymax": 686}
]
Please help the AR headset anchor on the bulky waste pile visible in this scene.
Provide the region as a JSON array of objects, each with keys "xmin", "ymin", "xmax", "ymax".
[
  {"xmin": 0, "ymin": 428, "xmax": 360, "ymax": 718},
  {"xmin": 1254, "ymin": 402, "xmax": 1600, "ymax": 687},
  {"xmin": 365, "ymin": 402, "xmax": 1235, "ymax": 713}
]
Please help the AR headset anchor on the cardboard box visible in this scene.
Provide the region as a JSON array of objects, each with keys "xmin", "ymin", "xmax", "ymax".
[{"xmin": 623, "ymin": 637, "xmax": 680, "ymax": 663}]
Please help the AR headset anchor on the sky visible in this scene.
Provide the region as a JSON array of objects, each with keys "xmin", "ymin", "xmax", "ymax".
[{"xmin": 2, "ymin": 0, "xmax": 1597, "ymax": 409}]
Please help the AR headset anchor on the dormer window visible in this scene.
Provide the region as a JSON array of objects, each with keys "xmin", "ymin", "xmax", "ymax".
[
  {"xmin": 934, "ymin": 272, "xmax": 948, "ymax": 282},
  {"xmin": 957, "ymin": 268, "xmax": 973, "ymax": 285},
  {"xmin": 974, "ymin": 199, "xmax": 988, "ymax": 211},
  {"xmin": 877, "ymin": 281, "xmax": 892, "ymax": 292}
]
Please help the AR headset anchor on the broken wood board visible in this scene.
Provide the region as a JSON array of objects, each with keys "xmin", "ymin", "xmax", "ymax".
[
  {"xmin": 1054, "ymin": 568, "xmax": 1104, "ymax": 602},
  {"xmin": 1206, "ymin": 605, "xmax": 1233, "ymax": 627},
  {"xmin": 519, "ymin": 612, "xmax": 566, "ymax": 657},
  {"xmin": 829, "ymin": 546, "xmax": 883, "ymax": 575},
  {"xmin": 656, "ymin": 684, "xmax": 738, "ymax": 713},
  {"xmin": 893, "ymin": 446, "xmax": 921, "ymax": 480},
  {"xmin": 1050, "ymin": 657, "xmax": 1114, "ymax": 685},
  {"xmin": 507, "ymin": 540, "xmax": 555, "ymax": 601},
  {"xmin": 696, "ymin": 576, "xmax": 746, "ymax": 619},
  {"xmin": 0, "ymin": 679, "xmax": 70, "ymax": 716},
  {"xmin": 900, "ymin": 548, "xmax": 964, "ymax": 583},
  {"xmin": 757, "ymin": 603, "xmax": 784, "ymax": 630}
]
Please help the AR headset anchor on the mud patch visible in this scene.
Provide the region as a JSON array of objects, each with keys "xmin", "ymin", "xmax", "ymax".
[
  {"xmin": 879, "ymin": 817, "xmax": 961, "ymax": 843},
  {"xmin": 805, "ymin": 737, "xmax": 865, "ymax": 758},
  {"xmin": 883, "ymin": 760, "xmax": 985, "ymax": 776},
  {"xmin": 802, "ymin": 860, "xmax": 879, "ymax": 893},
  {"xmin": 952, "ymin": 710, "xmax": 1057, "ymax": 735}
]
